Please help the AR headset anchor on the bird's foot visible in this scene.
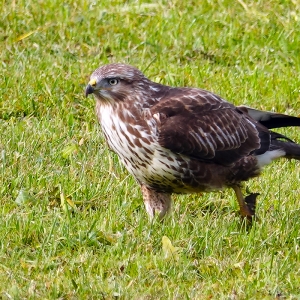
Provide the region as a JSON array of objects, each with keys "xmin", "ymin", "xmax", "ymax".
[
  {"xmin": 233, "ymin": 185, "xmax": 260, "ymax": 225},
  {"xmin": 240, "ymin": 192, "xmax": 260, "ymax": 224},
  {"xmin": 244, "ymin": 192, "xmax": 259, "ymax": 216},
  {"xmin": 141, "ymin": 185, "xmax": 172, "ymax": 221}
]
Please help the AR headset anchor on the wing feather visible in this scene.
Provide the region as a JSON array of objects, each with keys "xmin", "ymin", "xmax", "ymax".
[{"xmin": 150, "ymin": 88, "xmax": 264, "ymax": 165}]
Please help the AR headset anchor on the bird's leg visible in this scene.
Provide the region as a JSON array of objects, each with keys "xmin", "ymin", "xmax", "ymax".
[
  {"xmin": 232, "ymin": 185, "xmax": 258, "ymax": 221},
  {"xmin": 141, "ymin": 184, "xmax": 172, "ymax": 220}
]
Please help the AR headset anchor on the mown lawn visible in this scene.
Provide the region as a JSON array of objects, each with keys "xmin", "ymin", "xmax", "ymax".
[{"xmin": 1, "ymin": 0, "xmax": 300, "ymax": 299}]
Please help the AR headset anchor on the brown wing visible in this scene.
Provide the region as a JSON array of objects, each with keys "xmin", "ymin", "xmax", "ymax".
[{"xmin": 150, "ymin": 88, "xmax": 267, "ymax": 165}]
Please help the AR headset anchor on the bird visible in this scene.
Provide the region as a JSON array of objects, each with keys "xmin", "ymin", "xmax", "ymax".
[{"xmin": 85, "ymin": 63, "xmax": 300, "ymax": 221}]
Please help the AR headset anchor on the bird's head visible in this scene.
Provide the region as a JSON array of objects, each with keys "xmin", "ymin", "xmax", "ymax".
[{"xmin": 85, "ymin": 63, "xmax": 149, "ymax": 104}]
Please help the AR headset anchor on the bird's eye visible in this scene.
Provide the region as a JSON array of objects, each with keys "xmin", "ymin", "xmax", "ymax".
[{"xmin": 108, "ymin": 78, "xmax": 119, "ymax": 86}]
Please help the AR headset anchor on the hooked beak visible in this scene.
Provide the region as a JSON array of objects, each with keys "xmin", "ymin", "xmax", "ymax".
[
  {"xmin": 85, "ymin": 84, "xmax": 94, "ymax": 97},
  {"xmin": 85, "ymin": 79, "xmax": 97, "ymax": 97}
]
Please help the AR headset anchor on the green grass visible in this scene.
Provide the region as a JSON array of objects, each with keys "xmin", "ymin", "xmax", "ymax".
[{"xmin": 1, "ymin": 0, "xmax": 300, "ymax": 298}]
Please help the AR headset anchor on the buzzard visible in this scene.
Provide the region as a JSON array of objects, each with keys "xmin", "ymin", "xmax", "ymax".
[{"xmin": 85, "ymin": 63, "xmax": 300, "ymax": 221}]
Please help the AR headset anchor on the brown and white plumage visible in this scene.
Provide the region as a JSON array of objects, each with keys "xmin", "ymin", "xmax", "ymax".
[{"xmin": 85, "ymin": 63, "xmax": 300, "ymax": 220}]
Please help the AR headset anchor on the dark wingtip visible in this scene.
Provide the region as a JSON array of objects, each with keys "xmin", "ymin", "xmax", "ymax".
[{"xmin": 239, "ymin": 106, "xmax": 300, "ymax": 129}]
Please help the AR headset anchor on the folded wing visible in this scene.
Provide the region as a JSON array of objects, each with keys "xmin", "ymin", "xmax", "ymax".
[{"xmin": 150, "ymin": 88, "xmax": 269, "ymax": 165}]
